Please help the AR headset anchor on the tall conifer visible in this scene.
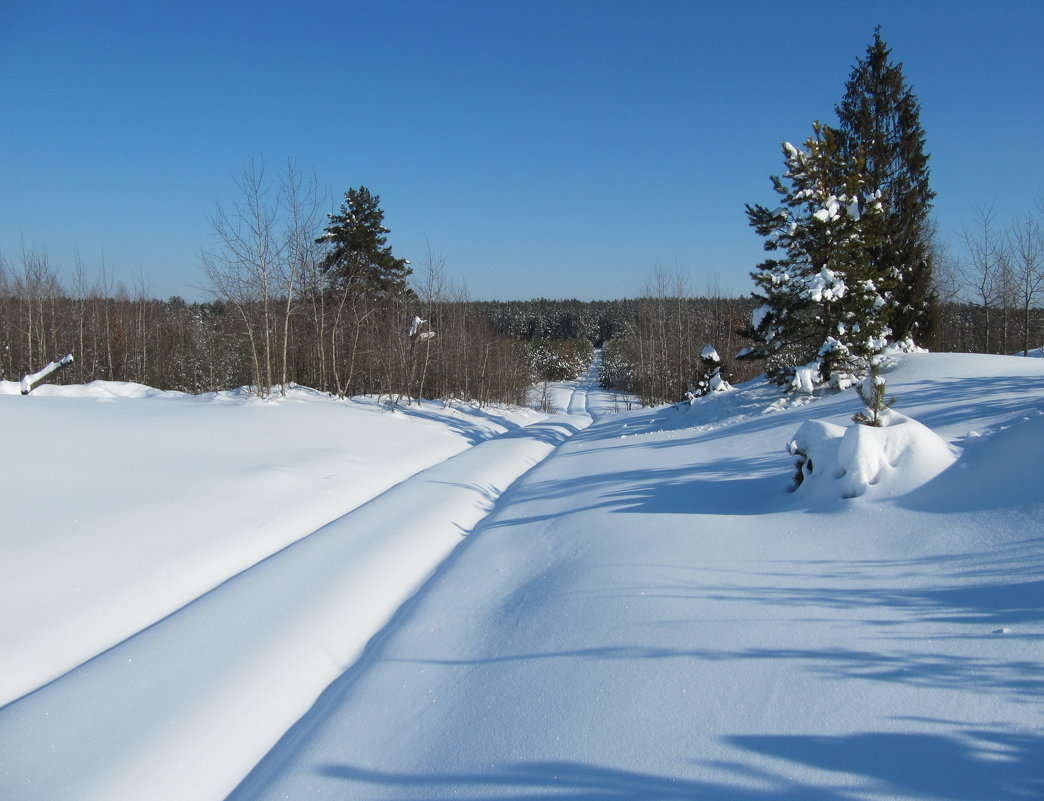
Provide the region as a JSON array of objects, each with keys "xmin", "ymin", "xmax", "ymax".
[
  {"xmin": 835, "ymin": 28, "xmax": 936, "ymax": 345},
  {"xmin": 744, "ymin": 122, "xmax": 887, "ymax": 385},
  {"xmin": 318, "ymin": 187, "xmax": 412, "ymax": 299}
]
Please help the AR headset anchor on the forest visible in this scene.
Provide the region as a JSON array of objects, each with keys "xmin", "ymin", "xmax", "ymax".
[{"xmin": 2, "ymin": 239, "xmax": 1041, "ymax": 409}]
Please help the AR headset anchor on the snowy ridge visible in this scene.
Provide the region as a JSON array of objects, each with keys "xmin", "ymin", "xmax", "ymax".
[{"xmin": 0, "ymin": 384, "xmax": 545, "ymax": 706}]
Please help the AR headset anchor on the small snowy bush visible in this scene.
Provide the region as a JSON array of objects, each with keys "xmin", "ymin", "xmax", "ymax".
[
  {"xmin": 787, "ymin": 420, "xmax": 846, "ymax": 489},
  {"xmin": 692, "ymin": 344, "xmax": 733, "ymax": 398},
  {"xmin": 788, "ymin": 411, "xmax": 956, "ymax": 499},
  {"xmin": 852, "ymin": 361, "xmax": 895, "ymax": 427}
]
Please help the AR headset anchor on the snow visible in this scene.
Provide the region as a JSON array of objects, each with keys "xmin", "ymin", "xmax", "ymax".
[
  {"xmin": 805, "ymin": 266, "xmax": 847, "ymax": 302},
  {"xmin": 791, "ymin": 410, "xmax": 958, "ymax": 499},
  {"xmin": 812, "ymin": 195, "xmax": 842, "ymax": 223},
  {"xmin": 751, "ymin": 303, "xmax": 770, "ymax": 330},
  {"xmin": 707, "ymin": 371, "xmax": 732, "ymax": 392},
  {"xmin": 791, "ymin": 361, "xmax": 819, "ymax": 394},
  {"xmin": 0, "ymin": 382, "xmax": 543, "ymax": 707},
  {"xmin": 3, "ymin": 351, "xmax": 1044, "ymax": 801}
]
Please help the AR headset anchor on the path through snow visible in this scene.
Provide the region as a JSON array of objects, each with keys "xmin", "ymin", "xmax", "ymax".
[{"xmin": 0, "ymin": 361, "xmax": 617, "ymax": 801}]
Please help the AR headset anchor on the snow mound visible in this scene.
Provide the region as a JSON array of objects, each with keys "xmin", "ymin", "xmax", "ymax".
[
  {"xmin": 0, "ymin": 379, "xmax": 190, "ymax": 400},
  {"xmin": 708, "ymin": 371, "xmax": 733, "ymax": 393},
  {"xmin": 790, "ymin": 411, "xmax": 957, "ymax": 500}
]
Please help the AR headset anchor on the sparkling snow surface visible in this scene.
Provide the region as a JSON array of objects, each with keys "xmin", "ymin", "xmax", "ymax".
[{"xmin": 3, "ymin": 352, "xmax": 1044, "ymax": 801}]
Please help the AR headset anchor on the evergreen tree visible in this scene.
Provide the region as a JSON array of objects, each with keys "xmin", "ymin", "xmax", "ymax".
[
  {"xmin": 317, "ymin": 187, "xmax": 412, "ymax": 299},
  {"xmin": 835, "ymin": 28, "xmax": 936, "ymax": 345},
  {"xmin": 743, "ymin": 122, "xmax": 889, "ymax": 385},
  {"xmin": 694, "ymin": 343, "xmax": 731, "ymax": 395}
]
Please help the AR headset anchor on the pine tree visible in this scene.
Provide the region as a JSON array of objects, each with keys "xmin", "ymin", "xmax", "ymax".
[
  {"xmin": 317, "ymin": 187, "xmax": 412, "ymax": 299},
  {"xmin": 852, "ymin": 359, "xmax": 896, "ymax": 426},
  {"xmin": 835, "ymin": 28, "xmax": 936, "ymax": 345},
  {"xmin": 743, "ymin": 122, "xmax": 889, "ymax": 385}
]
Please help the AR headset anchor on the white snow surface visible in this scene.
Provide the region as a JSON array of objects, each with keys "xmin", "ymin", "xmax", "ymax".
[{"xmin": 3, "ymin": 352, "xmax": 1044, "ymax": 801}]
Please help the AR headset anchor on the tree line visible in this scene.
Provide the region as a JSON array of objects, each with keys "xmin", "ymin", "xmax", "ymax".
[
  {"xmin": 2, "ymin": 241, "xmax": 1040, "ymax": 406},
  {"xmin": 0, "ymin": 246, "xmax": 758, "ymax": 407},
  {"xmin": 934, "ymin": 203, "xmax": 1044, "ymax": 357}
]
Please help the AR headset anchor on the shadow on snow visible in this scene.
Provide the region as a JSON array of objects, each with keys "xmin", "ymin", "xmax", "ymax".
[{"xmin": 310, "ymin": 724, "xmax": 1044, "ymax": 799}]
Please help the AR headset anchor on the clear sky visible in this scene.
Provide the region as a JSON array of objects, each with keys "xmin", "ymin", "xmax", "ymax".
[{"xmin": 2, "ymin": 0, "xmax": 1043, "ymax": 302}]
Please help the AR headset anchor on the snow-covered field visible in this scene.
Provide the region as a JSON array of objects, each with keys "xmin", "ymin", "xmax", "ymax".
[{"xmin": 2, "ymin": 352, "xmax": 1043, "ymax": 800}]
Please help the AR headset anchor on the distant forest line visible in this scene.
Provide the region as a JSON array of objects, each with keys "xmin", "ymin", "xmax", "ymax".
[{"xmin": 2, "ymin": 256, "xmax": 1040, "ymax": 407}]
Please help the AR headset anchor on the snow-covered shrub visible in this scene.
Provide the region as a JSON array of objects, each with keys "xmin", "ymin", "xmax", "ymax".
[
  {"xmin": 788, "ymin": 419, "xmax": 846, "ymax": 489},
  {"xmin": 790, "ymin": 362, "xmax": 820, "ymax": 395},
  {"xmin": 691, "ymin": 344, "xmax": 733, "ymax": 397},
  {"xmin": 788, "ymin": 411, "xmax": 955, "ymax": 499}
]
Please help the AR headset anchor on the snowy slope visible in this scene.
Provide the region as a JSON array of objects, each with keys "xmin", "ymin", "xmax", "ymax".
[
  {"xmin": 3, "ymin": 353, "xmax": 1044, "ymax": 801},
  {"xmin": 230, "ymin": 353, "xmax": 1044, "ymax": 801},
  {"xmin": 0, "ymin": 382, "xmax": 551, "ymax": 706}
]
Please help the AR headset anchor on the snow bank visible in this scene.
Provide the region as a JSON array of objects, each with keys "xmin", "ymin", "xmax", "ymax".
[
  {"xmin": 0, "ymin": 410, "xmax": 594, "ymax": 801},
  {"xmin": 0, "ymin": 382, "xmax": 543, "ymax": 706},
  {"xmin": 790, "ymin": 411, "xmax": 957, "ymax": 499},
  {"xmin": 837, "ymin": 411, "xmax": 957, "ymax": 498}
]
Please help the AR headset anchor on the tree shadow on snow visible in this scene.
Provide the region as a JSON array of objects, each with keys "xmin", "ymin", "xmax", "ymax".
[
  {"xmin": 487, "ymin": 455, "xmax": 795, "ymax": 524},
  {"xmin": 728, "ymin": 728, "xmax": 1044, "ymax": 801},
  {"xmin": 393, "ymin": 406, "xmax": 502, "ymax": 446},
  {"xmin": 311, "ymin": 725, "xmax": 1044, "ymax": 799},
  {"xmin": 599, "ymin": 456, "xmax": 792, "ymax": 516},
  {"xmin": 313, "ymin": 759, "xmax": 848, "ymax": 800}
]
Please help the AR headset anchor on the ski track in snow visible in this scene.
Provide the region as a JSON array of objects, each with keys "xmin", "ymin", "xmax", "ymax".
[
  {"xmin": 0, "ymin": 385, "xmax": 549, "ymax": 709},
  {"xmin": 0, "ymin": 360, "xmax": 612, "ymax": 801}
]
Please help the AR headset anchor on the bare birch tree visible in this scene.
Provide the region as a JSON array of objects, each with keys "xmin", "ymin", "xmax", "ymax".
[
  {"xmin": 961, "ymin": 205, "xmax": 1005, "ymax": 353},
  {"xmin": 1009, "ymin": 210, "xmax": 1044, "ymax": 355}
]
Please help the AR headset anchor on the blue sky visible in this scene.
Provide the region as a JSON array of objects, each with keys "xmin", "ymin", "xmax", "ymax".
[{"xmin": 2, "ymin": 0, "xmax": 1042, "ymax": 302}]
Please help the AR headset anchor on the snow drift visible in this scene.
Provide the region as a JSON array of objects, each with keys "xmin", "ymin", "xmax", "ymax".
[{"xmin": 790, "ymin": 409, "xmax": 957, "ymax": 499}]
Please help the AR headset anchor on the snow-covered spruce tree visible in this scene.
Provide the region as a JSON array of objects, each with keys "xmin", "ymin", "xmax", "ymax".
[
  {"xmin": 836, "ymin": 28, "xmax": 936, "ymax": 346},
  {"xmin": 693, "ymin": 343, "xmax": 730, "ymax": 396},
  {"xmin": 743, "ymin": 122, "xmax": 890, "ymax": 386}
]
